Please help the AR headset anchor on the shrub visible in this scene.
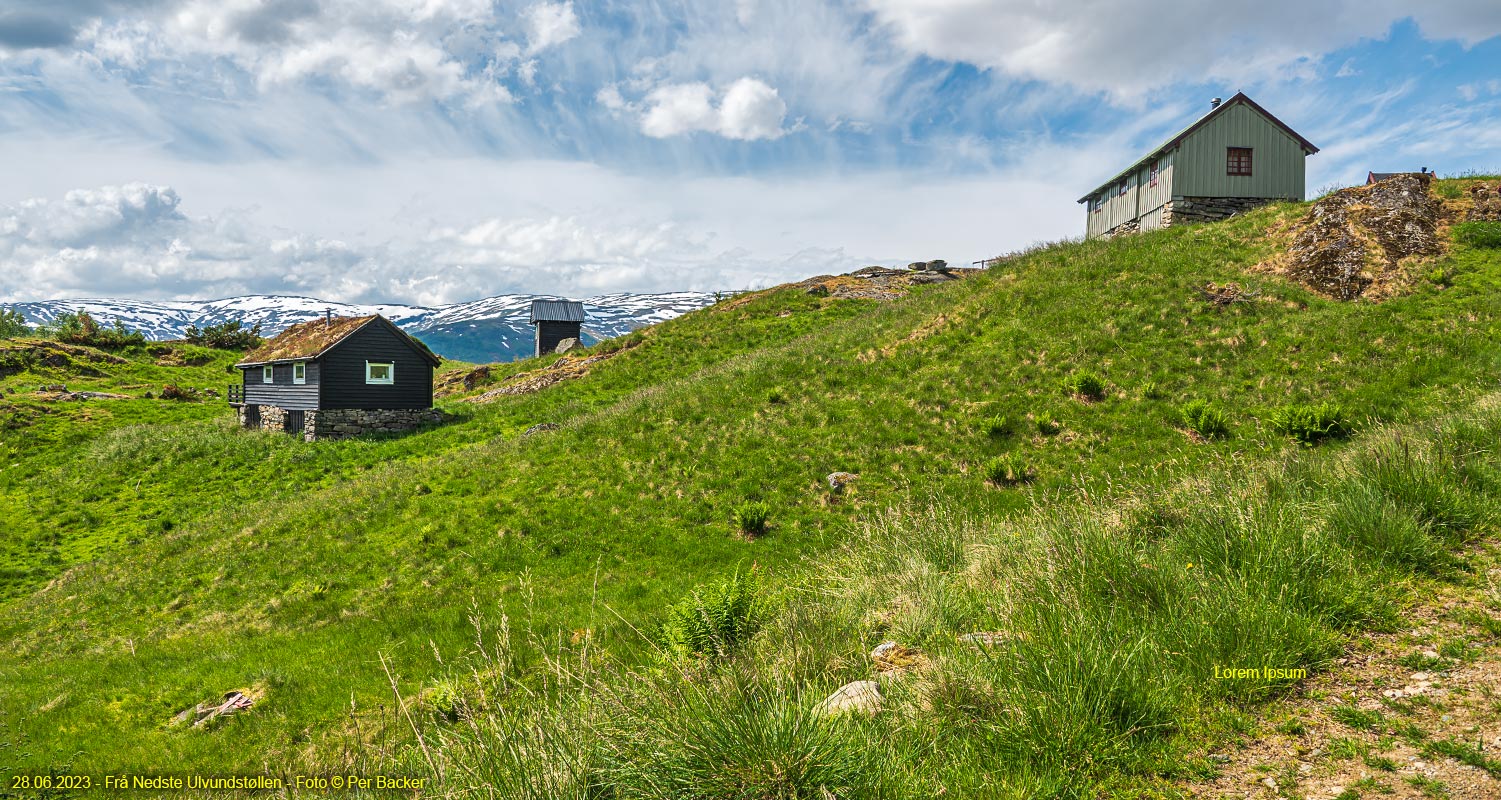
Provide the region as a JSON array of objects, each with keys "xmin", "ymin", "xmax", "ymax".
[
  {"xmin": 160, "ymin": 384, "xmax": 191, "ymax": 401},
  {"xmin": 982, "ymin": 414, "xmax": 1014, "ymax": 438},
  {"xmin": 1036, "ymin": 413, "xmax": 1062, "ymax": 436},
  {"xmin": 0, "ymin": 309, "xmax": 30, "ymax": 339},
  {"xmin": 732, "ymin": 500, "xmax": 771, "ymax": 536},
  {"xmin": 1179, "ymin": 399, "xmax": 1231, "ymax": 440},
  {"xmin": 184, "ymin": 319, "xmax": 263, "ymax": 350},
  {"xmin": 1454, "ymin": 220, "xmax": 1501, "ymax": 248},
  {"xmin": 766, "ymin": 388, "xmax": 786, "ymax": 405},
  {"xmin": 1139, "ymin": 381, "xmax": 1164, "ymax": 400},
  {"xmin": 659, "ymin": 568, "xmax": 767, "ymax": 661},
  {"xmin": 983, "ymin": 453, "xmax": 1034, "ymax": 486},
  {"xmin": 1063, "ymin": 371, "xmax": 1106, "ymax": 401},
  {"xmin": 1269, "ymin": 402, "xmax": 1352, "ymax": 446},
  {"xmin": 39, "ymin": 311, "xmax": 146, "ymax": 349}
]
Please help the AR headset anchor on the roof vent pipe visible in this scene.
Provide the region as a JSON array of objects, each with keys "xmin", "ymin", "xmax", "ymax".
[
  {"xmin": 325, "ymin": 309, "xmax": 331, "ymax": 328},
  {"xmin": 1210, "ymin": 97, "xmax": 1222, "ymax": 108}
]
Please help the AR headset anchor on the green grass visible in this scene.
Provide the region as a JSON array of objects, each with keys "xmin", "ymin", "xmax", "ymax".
[{"xmin": 1, "ymin": 180, "xmax": 1501, "ymax": 790}]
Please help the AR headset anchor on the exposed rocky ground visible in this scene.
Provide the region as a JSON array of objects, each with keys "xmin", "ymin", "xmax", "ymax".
[
  {"xmin": 1189, "ymin": 541, "xmax": 1501, "ymax": 800},
  {"xmin": 1267, "ymin": 174, "xmax": 1446, "ymax": 301}
]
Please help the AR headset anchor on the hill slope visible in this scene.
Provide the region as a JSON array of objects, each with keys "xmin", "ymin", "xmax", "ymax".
[{"xmin": 2, "ymin": 179, "xmax": 1500, "ymax": 792}]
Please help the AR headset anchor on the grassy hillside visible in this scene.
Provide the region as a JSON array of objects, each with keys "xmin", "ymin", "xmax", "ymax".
[{"xmin": 2, "ymin": 179, "xmax": 1500, "ymax": 791}]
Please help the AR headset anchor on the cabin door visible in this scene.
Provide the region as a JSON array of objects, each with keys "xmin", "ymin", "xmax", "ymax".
[
  {"xmin": 244, "ymin": 405, "xmax": 261, "ymax": 429},
  {"xmin": 285, "ymin": 410, "xmax": 305, "ymax": 435}
]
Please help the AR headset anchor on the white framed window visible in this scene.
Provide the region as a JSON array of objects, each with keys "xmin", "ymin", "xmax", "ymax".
[
  {"xmin": 262, "ymin": 364, "xmax": 274, "ymax": 383},
  {"xmin": 366, "ymin": 361, "xmax": 395, "ymax": 384},
  {"xmin": 293, "ymin": 362, "xmax": 307, "ymax": 384}
]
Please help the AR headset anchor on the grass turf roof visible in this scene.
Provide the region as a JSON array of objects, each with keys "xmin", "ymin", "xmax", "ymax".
[{"xmin": 235, "ymin": 315, "xmax": 440, "ymax": 366}]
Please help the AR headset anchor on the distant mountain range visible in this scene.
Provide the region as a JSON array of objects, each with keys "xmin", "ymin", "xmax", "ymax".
[{"xmin": 4, "ymin": 293, "xmax": 720, "ymax": 363}]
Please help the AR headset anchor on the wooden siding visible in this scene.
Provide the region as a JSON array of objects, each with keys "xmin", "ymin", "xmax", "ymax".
[
  {"xmin": 1137, "ymin": 150, "xmax": 1175, "ymax": 215},
  {"xmin": 535, "ymin": 321, "xmax": 582, "ymax": 357},
  {"xmin": 1173, "ymin": 103, "xmax": 1307, "ymax": 200},
  {"xmin": 241, "ymin": 360, "xmax": 320, "ymax": 411},
  {"xmin": 1086, "ymin": 150, "xmax": 1177, "ymax": 239},
  {"xmin": 318, "ymin": 322, "xmax": 434, "ymax": 410}
]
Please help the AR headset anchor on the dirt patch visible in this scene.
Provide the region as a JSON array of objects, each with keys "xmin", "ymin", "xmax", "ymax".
[
  {"xmin": 1186, "ymin": 543, "xmax": 1501, "ymax": 799},
  {"xmin": 434, "ymin": 365, "xmax": 492, "ymax": 399},
  {"xmin": 461, "ymin": 343, "xmax": 637, "ymax": 402},
  {"xmin": 1260, "ymin": 174, "xmax": 1446, "ymax": 301},
  {"xmin": 1466, "ymin": 184, "xmax": 1501, "ymax": 222},
  {"xmin": 718, "ymin": 265, "xmax": 981, "ymax": 310}
]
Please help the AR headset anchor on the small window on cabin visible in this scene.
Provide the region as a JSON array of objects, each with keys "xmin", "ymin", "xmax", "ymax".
[
  {"xmin": 366, "ymin": 361, "xmax": 395, "ymax": 385},
  {"xmin": 1227, "ymin": 147, "xmax": 1253, "ymax": 176},
  {"xmin": 293, "ymin": 362, "xmax": 306, "ymax": 384},
  {"xmin": 1117, "ymin": 179, "xmax": 1129, "ymax": 197},
  {"xmin": 262, "ymin": 365, "xmax": 274, "ymax": 383},
  {"xmin": 1149, "ymin": 160, "xmax": 1160, "ymax": 187},
  {"xmin": 1092, "ymin": 195, "xmax": 1102, "ymax": 213}
]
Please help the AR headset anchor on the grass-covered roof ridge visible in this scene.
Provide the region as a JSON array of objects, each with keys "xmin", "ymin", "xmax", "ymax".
[{"xmin": 235, "ymin": 314, "xmax": 441, "ymax": 366}]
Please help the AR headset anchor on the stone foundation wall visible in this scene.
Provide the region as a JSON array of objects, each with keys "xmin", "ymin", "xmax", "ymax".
[
  {"xmin": 305, "ymin": 408, "xmax": 447, "ymax": 441},
  {"xmin": 1163, "ymin": 196, "xmax": 1280, "ymax": 227},
  {"xmin": 238, "ymin": 404, "xmax": 444, "ymax": 441},
  {"xmin": 238, "ymin": 404, "xmax": 288, "ymax": 431},
  {"xmin": 1100, "ymin": 218, "xmax": 1141, "ymax": 239}
]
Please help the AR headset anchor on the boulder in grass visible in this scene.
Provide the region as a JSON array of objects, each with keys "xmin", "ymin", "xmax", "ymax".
[
  {"xmin": 814, "ymin": 680, "xmax": 882, "ymax": 717},
  {"xmin": 826, "ymin": 472, "xmax": 858, "ymax": 493}
]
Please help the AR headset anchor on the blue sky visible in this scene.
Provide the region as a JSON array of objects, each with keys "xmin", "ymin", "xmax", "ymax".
[{"xmin": 0, "ymin": 1, "xmax": 1498, "ymax": 304}]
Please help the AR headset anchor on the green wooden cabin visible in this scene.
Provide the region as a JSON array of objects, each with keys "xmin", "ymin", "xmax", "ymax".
[{"xmin": 1079, "ymin": 93, "xmax": 1319, "ymax": 239}]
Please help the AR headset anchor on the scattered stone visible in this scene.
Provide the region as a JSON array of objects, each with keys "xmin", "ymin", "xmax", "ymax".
[
  {"xmin": 554, "ymin": 337, "xmax": 579, "ymax": 355},
  {"xmin": 870, "ymin": 641, "xmax": 925, "ymax": 674},
  {"xmin": 826, "ymin": 472, "xmax": 858, "ymax": 492},
  {"xmin": 523, "ymin": 422, "xmax": 560, "ymax": 436},
  {"xmin": 1209, "ymin": 753, "xmax": 1231, "ymax": 764},
  {"xmin": 434, "ymin": 364, "xmax": 492, "ymax": 398},
  {"xmin": 907, "ymin": 261, "xmax": 928, "ymax": 271},
  {"xmin": 814, "ymin": 680, "xmax": 882, "ymax": 717},
  {"xmin": 170, "ymin": 687, "xmax": 263, "ymax": 728},
  {"xmin": 958, "ymin": 631, "xmax": 1012, "ymax": 647},
  {"xmin": 1261, "ymin": 777, "xmax": 1278, "ymax": 791},
  {"xmin": 926, "ymin": 259, "xmax": 947, "ymax": 270}
]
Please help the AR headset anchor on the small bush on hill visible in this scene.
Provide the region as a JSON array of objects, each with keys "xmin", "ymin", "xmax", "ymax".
[
  {"xmin": 659, "ymin": 568, "xmax": 767, "ymax": 661},
  {"xmin": 1036, "ymin": 413, "xmax": 1062, "ymax": 436},
  {"xmin": 1179, "ymin": 399, "xmax": 1231, "ymax": 440},
  {"xmin": 1269, "ymin": 402, "xmax": 1352, "ymax": 446},
  {"xmin": 184, "ymin": 319, "xmax": 263, "ymax": 350},
  {"xmin": 0, "ymin": 309, "xmax": 30, "ymax": 339},
  {"xmin": 40, "ymin": 311, "xmax": 146, "ymax": 349},
  {"xmin": 733, "ymin": 500, "xmax": 771, "ymax": 536},
  {"xmin": 1063, "ymin": 371, "xmax": 1106, "ymax": 401},
  {"xmin": 1454, "ymin": 221, "xmax": 1501, "ymax": 248},
  {"xmin": 982, "ymin": 414, "xmax": 1014, "ymax": 438},
  {"xmin": 983, "ymin": 452, "xmax": 1034, "ymax": 486}
]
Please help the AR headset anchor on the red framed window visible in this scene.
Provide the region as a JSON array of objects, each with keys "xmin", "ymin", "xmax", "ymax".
[
  {"xmin": 1149, "ymin": 159, "xmax": 1159, "ymax": 187},
  {"xmin": 1227, "ymin": 147, "xmax": 1253, "ymax": 176},
  {"xmin": 1117, "ymin": 179, "xmax": 1129, "ymax": 197}
]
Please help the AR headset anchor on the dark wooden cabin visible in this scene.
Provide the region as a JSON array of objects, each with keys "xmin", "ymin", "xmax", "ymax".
[
  {"xmin": 229, "ymin": 314, "xmax": 442, "ymax": 439},
  {"xmin": 530, "ymin": 299, "xmax": 585, "ymax": 357}
]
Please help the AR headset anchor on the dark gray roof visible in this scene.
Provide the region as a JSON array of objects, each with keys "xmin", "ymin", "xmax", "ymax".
[{"xmin": 529, "ymin": 299, "xmax": 585, "ymax": 323}]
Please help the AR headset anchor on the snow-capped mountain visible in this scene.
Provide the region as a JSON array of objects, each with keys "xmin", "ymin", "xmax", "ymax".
[{"xmin": 5, "ymin": 292, "xmax": 721, "ymax": 363}]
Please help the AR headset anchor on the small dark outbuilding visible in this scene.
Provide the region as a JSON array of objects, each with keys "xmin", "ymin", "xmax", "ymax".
[
  {"xmin": 530, "ymin": 299, "xmax": 585, "ymax": 357},
  {"xmin": 229, "ymin": 314, "xmax": 443, "ymax": 441}
]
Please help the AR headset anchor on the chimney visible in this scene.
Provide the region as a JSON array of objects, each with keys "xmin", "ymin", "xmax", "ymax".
[
  {"xmin": 1210, "ymin": 97, "xmax": 1222, "ymax": 109},
  {"xmin": 1420, "ymin": 167, "xmax": 1429, "ymax": 174},
  {"xmin": 324, "ymin": 308, "xmax": 331, "ymax": 328}
]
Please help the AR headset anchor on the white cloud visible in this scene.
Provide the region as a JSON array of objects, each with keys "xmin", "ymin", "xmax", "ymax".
[
  {"xmin": 635, "ymin": 77, "xmax": 787, "ymax": 140},
  {"xmin": 860, "ymin": 0, "xmax": 1501, "ymax": 97},
  {"xmin": 27, "ymin": 0, "xmax": 536, "ymax": 105},
  {"xmin": 523, "ymin": 1, "xmax": 580, "ymax": 54}
]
